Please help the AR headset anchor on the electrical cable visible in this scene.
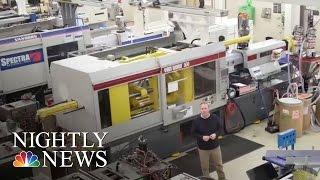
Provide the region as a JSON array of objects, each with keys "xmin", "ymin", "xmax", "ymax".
[
  {"xmin": 257, "ymin": 80, "xmax": 275, "ymax": 128},
  {"xmin": 224, "ymin": 101, "xmax": 246, "ymax": 134},
  {"xmin": 307, "ymin": 84, "xmax": 320, "ymax": 105},
  {"xmin": 310, "ymin": 108, "xmax": 320, "ymax": 132},
  {"xmin": 191, "ymin": 38, "xmax": 201, "ymax": 44},
  {"xmin": 286, "ymin": 53, "xmax": 291, "ymax": 84},
  {"xmin": 298, "ymin": 38, "xmax": 306, "ymax": 93},
  {"xmin": 223, "ymin": 89, "xmax": 246, "ymax": 134}
]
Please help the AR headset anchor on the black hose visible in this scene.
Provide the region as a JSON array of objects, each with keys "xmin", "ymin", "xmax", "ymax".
[
  {"xmin": 257, "ymin": 80, "xmax": 272, "ymax": 122},
  {"xmin": 223, "ymin": 89, "xmax": 246, "ymax": 134},
  {"xmin": 191, "ymin": 38, "xmax": 201, "ymax": 44}
]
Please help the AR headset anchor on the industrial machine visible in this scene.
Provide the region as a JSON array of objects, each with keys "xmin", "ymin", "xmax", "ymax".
[
  {"xmin": 90, "ymin": 13, "xmax": 174, "ymax": 48},
  {"xmin": 0, "ymin": 9, "xmax": 31, "ymax": 27},
  {"xmin": 50, "ymin": 42, "xmax": 228, "ymax": 146},
  {"xmin": 161, "ymin": 4, "xmax": 236, "ymax": 45},
  {"xmin": 0, "ymin": 0, "xmax": 60, "ymax": 27},
  {"xmin": 0, "ymin": 142, "xmax": 32, "ymax": 179},
  {"xmin": 89, "ymin": 1, "xmax": 175, "ymax": 48},
  {"xmin": 291, "ymin": 7, "xmax": 320, "ymax": 90},
  {"xmin": 54, "ymin": 136, "xmax": 176, "ymax": 180},
  {"xmin": 229, "ymin": 39, "xmax": 286, "ymax": 81},
  {"xmin": 0, "ymin": 99, "xmax": 39, "ymax": 132},
  {"xmin": 257, "ymin": 0, "xmax": 320, "ymax": 90},
  {"xmin": 91, "ymin": 136, "xmax": 175, "ymax": 180},
  {"xmin": 57, "ymin": 0, "xmax": 117, "ymax": 27},
  {"xmin": 224, "ymin": 38, "xmax": 289, "ymax": 132},
  {"xmin": 45, "ymin": 6, "xmax": 292, "ymax": 159},
  {"xmin": 0, "ymin": 0, "xmax": 177, "ymax": 106},
  {"xmin": 0, "ymin": 26, "xmax": 91, "ymax": 105},
  {"xmin": 2, "ymin": 1, "xmax": 320, "ymax": 180},
  {"xmin": 75, "ymin": 4, "xmax": 109, "ymax": 26}
]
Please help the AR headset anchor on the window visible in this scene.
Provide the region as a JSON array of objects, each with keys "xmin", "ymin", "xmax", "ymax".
[
  {"xmin": 166, "ymin": 68, "xmax": 194, "ymax": 107},
  {"xmin": 46, "ymin": 41, "xmax": 78, "ymax": 68},
  {"xmin": 128, "ymin": 77, "xmax": 159, "ymax": 118},
  {"xmin": 260, "ymin": 51, "xmax": 272, "ymax": 58},
  {"xmin": 273, "ymin": 3, "xmax": 281, "ymax": 14},
  {"xmin": 194, "ymin": 62, "xmax": 216, "ymax": 99},
  {"xmin": 98, "ymin": 89, "xmax": 112, "ymax": 129}
]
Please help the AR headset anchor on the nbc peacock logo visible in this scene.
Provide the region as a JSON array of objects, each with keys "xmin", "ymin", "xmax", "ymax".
[{"xmin": 13, "ymin": 151, "xmax": 40, "ymax": 167}]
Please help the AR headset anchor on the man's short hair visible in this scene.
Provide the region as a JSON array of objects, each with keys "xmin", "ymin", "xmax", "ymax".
[{"xmin": 200, "ymin": 101, "xmax": 209, "ymax": 107}]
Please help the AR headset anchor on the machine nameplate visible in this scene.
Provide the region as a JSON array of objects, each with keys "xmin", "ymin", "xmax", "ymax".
[
  {"xmin": 0, "ymin": 49, "xmax": 44, "ymax": 71},
  {"xmin": 162, "ymin": 52, "xmax": 225, "ymax": 74},
  {"xmin": 0, "ymin": 34, "xmax": 41, "ymax": 45},
  {"xmin": 163, "ymin": 61, "xmax": 190, "ymax": 73}
]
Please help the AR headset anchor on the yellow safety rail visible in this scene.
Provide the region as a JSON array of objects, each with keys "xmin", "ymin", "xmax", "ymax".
[
  {"xmin": 223, "ymin": 35, "xmax": 251, "ymax": 46},
  {"xmin": 36, "ymin": 101, "xmax": 78, "ymax": 120},
  {"xmin": 119, "ymin": 50, "xmax": 167, "ymax": 63}
]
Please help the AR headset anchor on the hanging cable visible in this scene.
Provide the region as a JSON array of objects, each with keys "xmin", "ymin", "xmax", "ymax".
[
  {"xmin": 287, "ymin": 53, "xmax": 292, "ymax": 84},
  {"xmin": 298, "ymin": 38, "xmax": 306, "ymax": 93},
  {"xmin": 223, "ymin": 89, "xmax": 246, "ymax": 134},
  {"xmin": 310, "ymin": 108, "xmax": 320, "ymax": 132}
]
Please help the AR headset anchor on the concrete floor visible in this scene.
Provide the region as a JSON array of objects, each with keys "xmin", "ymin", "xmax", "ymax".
[{"xmin": 209, "ymin": 121, "xmax": 320, "ymax": 180}]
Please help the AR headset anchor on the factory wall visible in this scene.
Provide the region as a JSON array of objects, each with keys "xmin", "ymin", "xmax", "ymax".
[
  {"xmin": 226, "ymin": 1, "xmax": 320, "ymax": 51},
  {"xmin": 309, "ymin": 7, "xmax": 320, "ymax": 52},
  {"xmin": 226, "ymin": 0, "xmax": 284, "ymax": 42}
]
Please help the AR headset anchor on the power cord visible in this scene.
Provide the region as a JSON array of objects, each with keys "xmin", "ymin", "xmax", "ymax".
[{"xmin": 223, "ymin": 89, "xmax": 246, "ymax": 134}]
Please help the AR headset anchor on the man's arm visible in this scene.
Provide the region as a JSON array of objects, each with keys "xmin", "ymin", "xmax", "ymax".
[{"xmin": 210, "ymin": 114, "xmax": 222, "ymax": 140}]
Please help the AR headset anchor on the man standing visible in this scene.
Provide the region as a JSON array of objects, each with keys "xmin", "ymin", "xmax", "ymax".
[{"xmin": 192, "ymin": 101, "xmax": 226, "ymax": 180}]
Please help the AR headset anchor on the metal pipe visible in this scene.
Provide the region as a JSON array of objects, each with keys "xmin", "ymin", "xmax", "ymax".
[{"xmin": 223, "ymin": 35, "xmax": 251, "ymax": 46}]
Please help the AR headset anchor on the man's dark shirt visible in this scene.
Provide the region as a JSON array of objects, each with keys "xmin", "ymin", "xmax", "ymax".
[{"xmin": 192, "ymin": 114, "xmax": 221, "ymax": 150}]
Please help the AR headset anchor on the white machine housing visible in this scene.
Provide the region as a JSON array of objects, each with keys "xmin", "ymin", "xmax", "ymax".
[
  {"xmin": 161, "ymin": 5, "xmax": 228, "ymax": 45},
  {"xmin": 234, "ymin": 39, "xmax": 286, "ymax": 80},
  {"xmin": 91, "ymin": 8, "xmax": 174, "ymax": 47},
  {"xmin": 161, "ymin": 5, "xmax": 250, "ymax": 46},
  {"xmin": 76, "ymin": 5, "xmax": 109, "ymax": 25},
  {"xmin": 132, "ymin": 7, "xmax": 173, "ymax": 36},
  {"xmin": 50, "ymin": 43, "xmax": 228, "ymax": 143},
  {"xmin": 0, "ymin": 26, "xmax": 91, "ymax": 94}
]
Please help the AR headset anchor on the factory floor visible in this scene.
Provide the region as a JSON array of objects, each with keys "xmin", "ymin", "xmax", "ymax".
[{"xmin": 208, "ymin": 120, "xmax": 320, "ymax": 180}]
